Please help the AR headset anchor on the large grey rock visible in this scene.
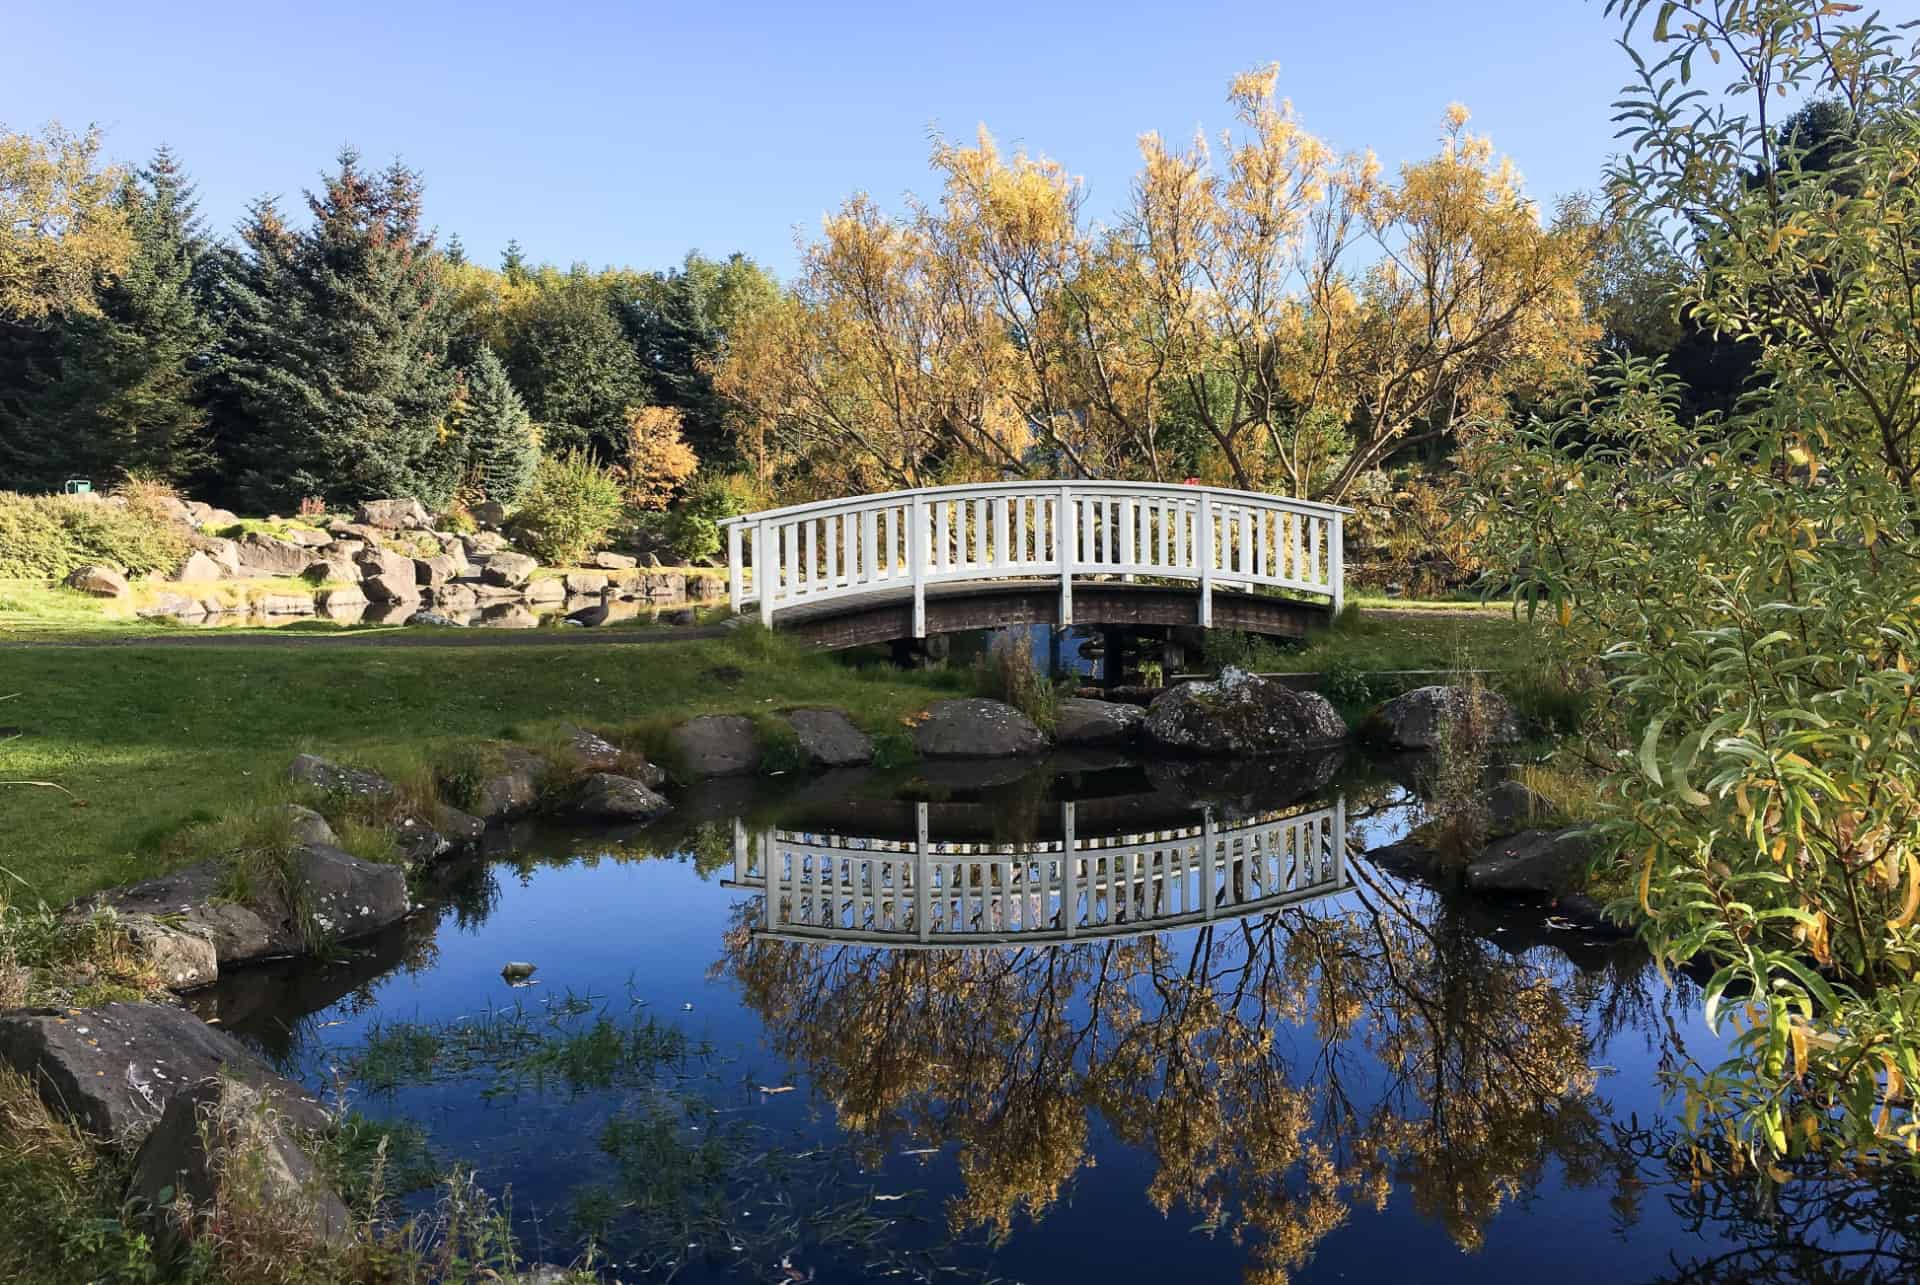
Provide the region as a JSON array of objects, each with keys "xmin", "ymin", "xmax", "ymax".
[
  {"xmin": 258, "ymin": 593, "xmax": 315, "ymax": 616},
  {"xmin": 361, "ymin": 573, "xmax": 420, "ymax": 605},
  {"xmin": 89, "ymin": 845, "xmax": 410, "ymax": 966},
  {"xmin": 187, "ymin": 535, "xmax": 243, "ymax": 577},
  {"xmin": 65, "ymin": 563, "xmax": 129, "ymax": 598},
  {"xmin": 472, "ymin": 500, "xmax": 508, "ymax": 528},
  {"xmin": 590, "ymin": 551, "xmax": 637, "ymax": 570},
  {"xmin": 560, "ymin": 723, "xmax": 622, "ymax": 769},
  {"xmin": 1053, "ymin": 698, "xmax": 1146, "ymax": 748},
  {"xmin": 355, "ymin": 497, "xmax": 430, "ymax": 529},
  {"xmin": 117, "ymin": 915, "xmax": 219, "ymax": 990},
  {"xmin": 276, "ymin": 803, "xmax": 337, "ymax": 848},
  {"xmin": 783, "ymin": 708, "xmax": 874, "ymax": 768},
  {"xmin": 1142, "ymin": 668, "xmax": 1347, "ymax": 757},
  {"xmin": 467, "ymin": 748, "xmax": 549, "ymax": 821},
  {"xmin": 287, "ymin": 754, "xmax": 395, "ymax": 801},
  {"xmin": 1465, "ymin": 828, "xmax": 1595, "ymax": 897},
  {"xmin": 523, "ymin": 576, "xmax": 565, "ymax": 604},
  {"xmin": 482, "ymin": 552, "xmax": 538, "ymax": 587},
  {"xmin": 282, "ymin": 526, "xmax": 333, "ymax": 549},
  {"xmin": 1488, "ymin": 780, "xmax": 1554, "ymax": 831},
  {"xmin": 129, "ymin": 1077, "xmax": 349, "ymax": 1256},
  {"xmin": 670, "ymin": 715, "xmax": 759, "ymax": 777},
  {"xmin": 414, "ymin": 554, "xmax": 460, "ymax": 588},
  {"xmin": 912, "ymin": 699, "xmax": 1048, "ymax": 758},
  {"xmin": 354, "ymin": 545, "xmax": 412, "ymax": 584},
  {"xmin": 173, "ymin": 551, "xmax": 227, "ymax": 584},
  {"xmin": 135, "ymin": 593, "xmax": 204, "ymax": 621},
  {"xmin": 303, "ymin": 556, "xmax": 361, "ymax": 586},
  {"xmin": 462, "ymin": 531, "xmax": 509, "ymax": 556},
  {"xmin": 559, "ymin": 773, "xmax": 672, "ymax": 822},
  {"xmin": 313, "ymin": 585, "xmax": 367, "ymax": 613},
  {"xmin": 562, "ymin": 570, "xmax": 609, "ymax": 596},
  {"xmin": 430, "ymin": 582, "xmax": 478, "ymax": 613},
  {"xmin": 0, "ymin": 1003, "xmax": 327, "ymax": 1142},
  {"xmin": 233, "ymin": 534, "xmax": 312, "ymax": 577},
  {"xmin": 404, "ymin": 610, "xmax": 463, "ymax": 628},
  {"xmin": 1365, "ymin": 685, "xmax": 1523, "ymax": 751}
]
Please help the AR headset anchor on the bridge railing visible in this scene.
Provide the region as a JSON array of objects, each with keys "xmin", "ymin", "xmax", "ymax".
[
  {"xmin": 723, "ymin": 799, "xmax": 1348, "ymax": 948},
  {"xmin": 722, "ymin": 480, "xmax": 1349, "ymax": 635}
]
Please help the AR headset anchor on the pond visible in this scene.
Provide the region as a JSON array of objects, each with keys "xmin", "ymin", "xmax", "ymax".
[{"xmin": 188, "ymin": 752, "xmax": 1917, "ymax": 1284}]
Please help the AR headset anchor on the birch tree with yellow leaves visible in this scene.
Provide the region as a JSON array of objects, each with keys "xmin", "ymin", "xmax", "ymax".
[{"xmin": 715, "ymin": 68, "xmax": 1596, "ymax": 504}]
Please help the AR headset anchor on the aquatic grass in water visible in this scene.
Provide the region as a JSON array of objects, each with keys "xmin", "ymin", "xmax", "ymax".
[{"xmin": 345, "ymin": 992, "xmax": 698, "ymax": 1097}]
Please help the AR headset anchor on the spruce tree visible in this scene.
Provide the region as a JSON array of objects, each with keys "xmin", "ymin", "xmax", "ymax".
[
  {"xmin": 500, "ymin": 273, "xmax": 648, "ymax": 459},
  {"xmin": 461, "ymin": 345, "xmax": 537, "ymax": 505},
  {"xmin": 205, "ymin": 150, "xmax": 462, "ymax": 509},
  {"xmin": 0, "ymin": 147, "xmax": 214, "ymax": 489}
]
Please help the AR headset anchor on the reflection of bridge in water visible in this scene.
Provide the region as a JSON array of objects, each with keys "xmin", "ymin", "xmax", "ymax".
[{"xmin": 725, "ymin": 798, "xmax": 1347, "ymax": 948}]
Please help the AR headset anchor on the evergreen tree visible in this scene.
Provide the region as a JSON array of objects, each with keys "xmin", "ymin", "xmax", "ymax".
[
  {"xmin": 204, "ymin": 150, "xmax": 462, "ymax": 509},
  {"xmin": 500, "ymin": 238, "xmax": 528, "ymax": 286},
  {"xmin": 624, "ymin": 252, "xmax": 776, "ymax": 468},
  {"xmin": 445, "ymin": 232, "xmax": 467, "ymax": 267},
  {"xmin": 500, "ymin": 272, "xmax": 648, "ymax": 459},
  {"xmin": 0, "ymin": 147, "xmax": 214, "ymax": 488},
  {"xmin": 461, "ymin": 344, "xmax": 537, "ymax": 505}
]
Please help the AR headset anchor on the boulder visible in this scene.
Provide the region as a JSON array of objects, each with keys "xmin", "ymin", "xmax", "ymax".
[
  {"xmin": 404, "ymin": 610, "xmax": 463, "ymax": 628},
  {"xmin": 562, "ymin": 570, "xmax": 609, "ymax": 596},
  {"xmin": 313, "ymin": 585, "xmax": 367, "ymax": 613},
  {"xmin": 233, "ymin": 534, "xmax": 313, "ymax": 577},
  {"xmin": 1464, "ymin": 828, "xmax": 1596, "ymax": 897},
  {"xmin": 482, "ymin": 552, "xmax": 538, "ymax": 587},
  {"xmin": 670, "ymin": 715, "xmax": 760, "ymax": 777},
  {"xmin": 523, "ymin": 576, "xmax": 565, "ymax": 604},
  {"xmin": 128, "ymin": 1076, "xmax": 349, "ymax": 1255},
  {"xmin": 1365, "ymin": 685, "xmax": 1523, "ymax": 751},
  {"xmin": 135, "ymin": 593, "xmax": 203, "ymax": 621},
  {"xmin": 173, "ymin": 551, "xmax": 227, "ymax": 584},
  {"xmin": 467, "ymin": 748, "xmax": 549, "ymax": 821},
  {"xmin": 413, "ymin": 555, "xmax": 452, "ymax": 587},
  {"xmin": 911, "ymin": 698, "xmax": 1048, "ymax": 758},
  {"xmin": 643, "ymin": 571, "xmax": 687, "ymax": 600},
  {"xmin": 361, "ymin": 573, "xmax": 420, "ymax": 605},
  {"xmin": 461, "ymin": 531, "xmax": 509, "ymax": 556},
  {"xmin": 120, "ymin": 915, "xmax": 219, "ymax": 990},
  {"xmin": 687, "ymin": 576, "xmax": 723, "ymax": 600},
  {"xmin": 472, "ymin": 500, "xmax": 508, "ymax": 528},
  {"xmin": 259, "ymin": 593, "xmax": 315, "ymax": 616},
  {"xmin": 201, "ymin": 507, "xmax": 241, "ymax": 529},
  {"xmin": 783, "ymin": 708, "xmax": 875, "ymax": 768},
  {"xmin": 65, "ymin": 563, "xmax": 129, "ymax": 598},
  {"xmin": 559, "ymin": 724, "xmax": 621, "ymax": 769},
  {"xmin": 287, "ymin": 753, "xmax": 395, "ymax": 801},
  {"xmin": 589, "ymin": 551, "xmax": 637, "ymax": 570},
  {"xmin": 277, "ymin": 804, "xmax": 337, "ymax": 847},
  {"xmin": 282, "ymin": 526, "xmax": 333, "ymax": 549},
  {"xmin": 1053, "ymin": 697, "xmax": 1146, "ymax": 748},
  {"xmin": 0, "ymin": 1003, "xmax": 327, "ymax": 1142},
  {"xmin": 303, "ymin": 556, "xmax": 361, "ymax": 587},
  {"xmin": 88, "ymin": 845, "xmax": 410, "ymax": 966},
  {"xmin": 1142, "ymin": 668, "xmax": 1347, "ymax": 757},
  {"xmin": 355, "ymin": 546, "xmax": 414, "ymax": 587},
  {"xmin": 430, "ymin": 582, "xmax": 478, "ymax": 613},
  {"xmin": 187, "ymin": 535, "xmax": 244, "ymax": 577},
  {"xmin": 355, "ymin": 498, "xmax": 430, "ymax": 529},
  {"xmin": 1488, "ymin": 780, "xmax": 1554, "ymax": 831},
  {"xmin": 558, "ymin": 773, "xmax": 673, "ymax": 823}
]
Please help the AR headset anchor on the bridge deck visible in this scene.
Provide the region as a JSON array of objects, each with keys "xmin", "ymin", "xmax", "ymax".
[{"xmin": 774, "ymin": 579, "xmax": 1332, "ymax": 649}]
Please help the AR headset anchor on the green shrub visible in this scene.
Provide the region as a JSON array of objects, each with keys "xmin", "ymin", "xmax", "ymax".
[
  {"xmin": 0, "ymin": 491, "xmax": 186, "ymax": 579},
  {"xmin": 660, "ymin": 472, "xmax": 763, "ymax": 565},
  {"xmin": 511, "ymin": 451, "xmax": 622, "ymax": 566},
  {"xmin": 972, "ymin": 631, "xmax": 1059, "ymax": 730}
]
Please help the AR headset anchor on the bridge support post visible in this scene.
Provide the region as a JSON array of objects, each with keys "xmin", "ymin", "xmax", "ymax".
[
  {"xmin": 1058, "ymin": 484, "xmax": 1074, "ymax": 626},
  {"xmin": 754, "ymin": 524, "xmax": 772, "ymax": 627},
  {"xmin": 728, "ymin": 523, "xmax": 743, "ymax": 614},
  {"xmin": 916, "ymin": 802, "xmax": 931, "ymax": 943},
  {"xmin": 1062, "ymin": 801, "xmax": 1077, "ymax": 939},
  {"xmin": 910, "ymin": 494, "xmax": 927, "ymax": 638},
  {"xmin": 1331, "ymin": 514, "xmax": 1345, "ymax": 617},
  {"xmin": 1197, "ymin": 490, "xmax": 1214, "ymax": 627}
]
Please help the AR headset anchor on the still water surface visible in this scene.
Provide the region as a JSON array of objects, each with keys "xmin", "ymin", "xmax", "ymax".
[{"xmin": 191, "ymin": 754, "xmax": 1914, "ymax": 1283}]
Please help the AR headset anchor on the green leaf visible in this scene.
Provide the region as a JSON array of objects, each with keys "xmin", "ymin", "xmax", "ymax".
[{"xmin": 1639, "ymin": 716, "xmax": 1667, "ymax": 786}]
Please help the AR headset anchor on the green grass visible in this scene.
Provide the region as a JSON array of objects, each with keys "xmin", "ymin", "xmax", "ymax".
[{"xmin": 0, "ymin": 627, "xmax": 963, "ymax": 906}]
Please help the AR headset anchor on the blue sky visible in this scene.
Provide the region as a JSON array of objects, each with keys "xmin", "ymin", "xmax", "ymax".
[{"xmin": 8, "ymin": 0, "xmax": 1639, "ymax": 280}]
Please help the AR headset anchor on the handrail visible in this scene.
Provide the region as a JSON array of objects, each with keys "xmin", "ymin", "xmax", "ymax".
[
  {"xmin": 725, "ymin": 478, "xmax": 1346, "ymax": 634},
  {"xmin": 724, "ymin": 799, "xmax": 1349, "ymax": 949},
  {"xmin": 720, "ymin": 478, "xmax": 1355, "ymax": 527}
]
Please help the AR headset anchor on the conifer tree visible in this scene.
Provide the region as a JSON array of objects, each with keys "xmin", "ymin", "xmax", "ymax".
[
  {"xmin": 0, "ymin": 146, "xmax": 213, "ymax": 488},
  {"xmin": 500, "ymin": 272, "xmax": 648, "ymax": 459},
  {"xmin": 205, "ymin": 149, "xmax": 461, "ymax": 508},
  {"xmin": 461, "ymin": 344, "xmax": 537, "ymax": 505}
]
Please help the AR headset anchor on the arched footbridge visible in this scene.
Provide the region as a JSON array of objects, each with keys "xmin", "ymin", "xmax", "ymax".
[{"xmin": 723, "ymin": 481, "xmax": 1349, "ymax": 649}]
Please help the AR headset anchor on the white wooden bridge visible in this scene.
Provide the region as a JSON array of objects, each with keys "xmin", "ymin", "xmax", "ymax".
[
  {"xmin": 724, "ymin": 798, "xmax": 1349, "ymax": 949},
  {"xmin": 722, "ymin": 481, "xmax": 1349, "ymax": 647}
]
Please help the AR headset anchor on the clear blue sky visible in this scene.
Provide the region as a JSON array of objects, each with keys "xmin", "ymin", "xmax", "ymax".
[{"xmin": 9, "ymin": 0, "xmax": 1644, "ymax": 280}]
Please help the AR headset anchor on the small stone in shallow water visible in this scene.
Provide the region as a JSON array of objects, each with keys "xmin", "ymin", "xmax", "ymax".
[{"xmin": 500, "ymin": 961, "xmax": 537, "ymax": 981}]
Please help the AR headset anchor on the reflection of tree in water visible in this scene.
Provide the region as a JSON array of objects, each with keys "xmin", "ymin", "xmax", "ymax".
[{"xmin": 724, "ymin": 888, "xmax": 1628, "ymax": 1283}]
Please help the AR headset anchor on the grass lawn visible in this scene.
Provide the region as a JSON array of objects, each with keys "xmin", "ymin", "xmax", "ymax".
[{"xmin": 0, "ymin": 628, "xmax": 967, "ymax": 907}]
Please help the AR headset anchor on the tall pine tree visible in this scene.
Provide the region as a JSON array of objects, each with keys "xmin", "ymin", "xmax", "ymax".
[
  {"xmin": 500, "ymin": 272, "xmax": 648, "ymax": 460},
  {"xmin": 625, "ymin": 251, "xmax": 779, "ymax": 468},
  {"xmin": 205, "ymin": 150, "xmax": 461, "ymax": 509},
  {"xmin": 0, "ymin": 147, "xmax": 214, "ymax": 489},
  {"xmin": 461, "ymin": 345, "xmax": 537, "ymax": 505}
]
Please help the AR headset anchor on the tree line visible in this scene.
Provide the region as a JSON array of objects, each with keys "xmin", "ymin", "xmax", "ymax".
[{"xmin": 0, "ymin": 130, "xmax": 778, "ymax": 516}]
